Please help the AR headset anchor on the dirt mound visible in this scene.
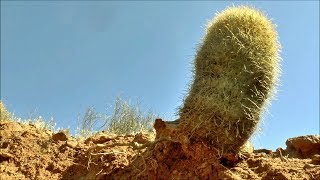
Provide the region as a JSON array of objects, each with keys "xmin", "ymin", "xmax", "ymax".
[
  {"xmin": 1, "ymin": 119, "xmax": 319, "ymax": 179},
  {"xmin": 0, "ymin": 120, "xmax": 77, "ymax": 179}
]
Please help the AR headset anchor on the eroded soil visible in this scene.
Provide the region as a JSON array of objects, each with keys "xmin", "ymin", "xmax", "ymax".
[{"xmin": 1, "ymin": 119, "xmax": 319, "ymax": 179}]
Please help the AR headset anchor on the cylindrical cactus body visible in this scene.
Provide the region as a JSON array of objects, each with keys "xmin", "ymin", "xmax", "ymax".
[{"xmin": 178, "ymin": 6, "xmax": 281, "ymax": 153}]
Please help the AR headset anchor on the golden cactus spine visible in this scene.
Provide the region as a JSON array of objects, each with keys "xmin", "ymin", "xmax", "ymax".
[{"xmin": 178, "ymin": 6, "xmax": 281, "ymax": 153}]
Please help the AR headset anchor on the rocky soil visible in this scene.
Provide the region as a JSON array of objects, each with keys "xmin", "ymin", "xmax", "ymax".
[{"xmin": 0, "ymin": 119, "xmax": 319, "ymax": 179}]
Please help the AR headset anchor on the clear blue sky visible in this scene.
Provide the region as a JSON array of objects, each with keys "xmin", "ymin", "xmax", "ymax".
[{"xmin": 1, "ymin": 1, "xmax": 319, "ymax": 150}]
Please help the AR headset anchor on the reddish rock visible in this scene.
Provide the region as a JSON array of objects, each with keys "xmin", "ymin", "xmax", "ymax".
[
  {"xmin": 52, "ymin": 131, "xmax": 68, "ymax": 141},
  {"xmin": 285, "ymin": 135, "xmax": 320, "ymax": 158},
  {"xmin": 84, "ymin": 132, "xmax": 117, "ymax": 144},
  {"xmin": 311, "ymin": 154, "xmax": 320, "ymax": 165},
  {"xmin": 254, "ymin": 149, "xmax": 273, "ymax": 154},
  {"xmin": 133, "ymin": 133, "xmax": 154, "ymax": 144}
]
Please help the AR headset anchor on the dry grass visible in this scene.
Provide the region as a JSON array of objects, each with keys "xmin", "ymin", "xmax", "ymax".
[
  {"xmin": 106, "ymin": 96, "xmax": 156, "ymax": 135},
  {"xmin": 0, "ymin": 101, "xmax": 12, "ymax": 121},
  {"xmin": 76, "ymin": 106, "xmax": 101, "ymax": 138},
  {"xmin": 1, "ymin": 96, "xmax": 157, "ymax": 139},
  {"xmin": 1, "ymin": 100, "xmax": 57, "ymax": 132},
  {"xmin": 76, "ymin": 96, "xmax": 157, "ymax": 138}
]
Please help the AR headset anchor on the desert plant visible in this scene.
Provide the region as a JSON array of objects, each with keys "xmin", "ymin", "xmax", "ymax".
[
  {"xmin": 107, "ymin": 96, "xmax": 156, "ymax": 135},
  {"xmin": 77, "ymin": 106, "xmax": 101, "ymax": 137},
  {"xmin": 0, "ymin": 101, "xmax": 57, "ymax": 131},
  {"xmin": 178, "ymin": 6, "xmax": 281, "ymax": 154},
  {"xmin": 0, "ymin": 101, "xmax": 12, "ymax": 121},
  {"xmin": 28, "ymin": 116, "xmax": 56, "ymax": 131},
  {"xmin": 75, "ymin": 97, "xmax": 156, "ymax": 137}
]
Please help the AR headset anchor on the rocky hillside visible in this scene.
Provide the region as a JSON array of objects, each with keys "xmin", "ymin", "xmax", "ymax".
[{"xmin": 1, "ymin": 119, "xmax": 319, "ymax": 179}]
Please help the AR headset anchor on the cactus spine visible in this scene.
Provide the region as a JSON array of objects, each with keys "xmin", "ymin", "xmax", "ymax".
[{"xmin": 178, "ymin": 6, "xmax": 281, "ymax": 153}]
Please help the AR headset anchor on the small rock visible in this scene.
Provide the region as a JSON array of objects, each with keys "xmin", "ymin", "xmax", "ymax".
[
  {"xmin": 84, "ymin": 133, "xmax": 117, "ymax": 144},
  {"xmin": 274, "ymin": 148, "xmax": 288, "ymax": 158},
  {"xmin": 220, "ymin": 153, "xmax": 239, "ymax": 167},
  {"xmin": 96, "ymin": 144, "xmax": 105, "ymax": 148},
  {"xmin": 303, "ymin": 164, "xmax": 315, "ymax": 169},
  {"xmin": 311, "ymin": 154, "xmax": 320, "ymax": 165},
  {"xmin": 154, "ymin": 118, "xmax": 179, "ymax": 139},
  {"xmin": 254, "ymin": 149, "xmax": 273, "ymax": 154},
  {"xmin": 0, "ymin": 152, "xmax": 14, "ymax": 162},
  {"xmin": 1, "ymin": 141, "xmax": 10, "ymax": 149},
  {"xmin": 133, "ymin": 133, "xmax": 154, "ymax": 144},
  {"xmin": 254, "ymin": 152, "xmax": 267, "ymax": 158},
  {"xmin": 286, "ymin": 135, "xmax": 320, "ymax": 158},
  {"xmin": 274, "ymin": 172, "xmax": 290, "ymax": 180},
  {"xmin": 52, "ymin": 131, "xmax": 68, "ymax": 141},
  {"xmin": 66, "ymin": 140, "xmax": 78, "ymax": 149}
]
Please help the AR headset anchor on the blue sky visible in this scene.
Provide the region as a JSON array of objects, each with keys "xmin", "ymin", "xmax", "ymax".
[{"xmin": 1, "ymin": 1, "xmax": 319, "ymax": 150}]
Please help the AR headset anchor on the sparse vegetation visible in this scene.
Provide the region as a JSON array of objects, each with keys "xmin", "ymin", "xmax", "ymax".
[
  {"xmin": 0, "ymin": 101, "xmax": 12, "ymax": 121},
  {"xmin": 107, "ymin": 96, "xmax": 156, "ymax": 135},
  {"xmin": 1, "ymin": 101, "xmax": 57, "ymax": 131},
  {"xmin": 76, "ymin": 106, "xmax": 102, "ymax": 138},
  {"xmin": 76, "ymin": 96, "xmax": 157, "ymax": 138},
  {"xmin": 30, "ymin": 116, "xmax": 57, "ymax": 132},
  {"xmin": 1, "ymin": 97, "xmax": 157, "ymax": 138}
]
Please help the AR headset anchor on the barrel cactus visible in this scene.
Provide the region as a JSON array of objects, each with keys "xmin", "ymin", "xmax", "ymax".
[{"xmin": 178, "ymin": 6, "xmax": 281, "ymax": 154}]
